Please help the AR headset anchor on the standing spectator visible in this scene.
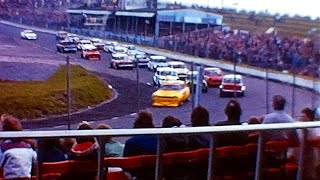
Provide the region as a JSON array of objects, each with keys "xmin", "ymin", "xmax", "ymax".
[
  {"xmin": 161, "ymin": 115, "xmax": 188, "ymax": 153},
  {"xmin": 261, "ymin": 95, "xmax": 298, "ymax": 143},
  {"xmin": 96, "ymin": 123, "xmax": 124, "ymax": 157},
  {"xmin": 70, "ymin": 121, "xmax": 98, "ymax": 160},
  {"xmin": 214, "ymin": 99, "xmax": 248, "ymax": 147},
  {"xmin": 123, "ymin": 110, "xmax": 158, "ymax": 157},
  {"xmin": 0, "ymin": 114, "xmax": 37, "ymax": 180},
  {"xmin": 188, "ymin": 105, "xmax": 211, "ymax": 150}
]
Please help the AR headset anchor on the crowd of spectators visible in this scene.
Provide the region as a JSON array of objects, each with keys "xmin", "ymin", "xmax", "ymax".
[
  {"xmin": 159, "ymin": 27, "xmax": 320, "ymax": 78},
  {"xmin": 1, "ymin": 95, "xmax": 320, "ymax": 179}
]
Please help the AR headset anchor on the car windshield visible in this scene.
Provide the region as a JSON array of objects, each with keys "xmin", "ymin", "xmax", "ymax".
[
  {"xmin": 92, "ymin": 39, "xmax": 101, "ymax": 43},
  {"xmin": 160, "ymin": 71, "xmax": 176, "ymax": 76},
  {"xmin": 160, "ymin": 84, "xmax": 183, "ymax": 90},
  {"xmin": 205, "ymin": 69, "xmax": 220, "ymax": 75},
  {"xmin": 62, "ymin": 41, "xmax": 74, "ymax": 45},
  {"xmin": 113, "ymin": 56, "xmax": 127, "ymax": 60},
  {"xmin": 223, "ymin": 77, "xmax": 241, "ymax": 84},
  {"xmin": 127, "ymin": 46, "xmax": 135, "ymax": 50},
  {"xmin": 171, "ymin": 64, "xmax": 185, "ymax": 69},
  {"xmin": 153, "ymin": 59, "xmax": 166, "ymax": 63}
]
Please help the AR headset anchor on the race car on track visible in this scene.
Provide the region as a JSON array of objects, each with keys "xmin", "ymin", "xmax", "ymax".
[
  {"xmin": 91, "ymin": 38, "xmax": 104, "ymax": 50},
  {"xmin": 152, "ymin": 67, "xmax": 179, "ymax": 86},
  {"xmin": 103, "ymin": 41, "xmax": 118, "ymax": 53},
  {"xmin": 110, "ymin": 53, "xmax": 135, "ymax": 69},
  {"xmin": 167, "ymin": 61, "xmax": 189, "ymax": 80},
  {"xmin": 56, "ymin": 40, "xmax": 77, "ymax": 53},
  {"xmin": 204, "ymin": 67, "xmax": 223, "ymax": 87},
  {"xmin": 20, "ymin": 30, "xmax": 37, "ymax": 40},
  {"xmin": 77, "ymin": 39, "xmax": 93, "ymax": 50},
  {"xmin": 80, "ymin": 46, "xmax": 101, "ymax": 60},
  {"xmin": 56, "ymin": 31, "xmax": 68, "ymax": 41},
  {"xmin": 186, "ymin": 71, "xmax": 208, "ymax": 93},
  {"xmin": 219, "ymin": 74, "xmax": 246, "ymax": 97},
  {"xmin": 148, "ymin": 55, "xmax": 168, "ymax": 71},
  {"xmin": 132, "ymin": 52, "xmax": 150, "ymax": 67},
  {"xmin": 152, "ymin": 80, "xmax": 190, "ymax": 107}
]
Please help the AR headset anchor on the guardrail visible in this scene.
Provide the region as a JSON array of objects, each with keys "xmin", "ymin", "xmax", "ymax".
[{"xmin": 1, "ymin": 121, "xmax": 320, "ymax": 180}]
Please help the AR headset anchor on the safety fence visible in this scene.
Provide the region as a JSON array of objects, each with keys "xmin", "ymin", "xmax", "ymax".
[{"xmin": 1, "ymin": 122, "xmax": 320, "ymax": 180}]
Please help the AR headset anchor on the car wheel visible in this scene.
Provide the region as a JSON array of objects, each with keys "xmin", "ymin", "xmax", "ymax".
[
  {"xmin": 241, "ymin": 92, "xmax": 245, "ymax": 97},
  {"xmin": 202, "ymin": 86, "xmax": 208, "ymax": 93},
  {"xmin": 115, "ymin": 64, "xmax": 119, "ymax": 70},
  {"xmin": 109, "ymin": 63, "xmax": 112, "ymax": 68},
  {"xmin": 81, "ymin": 54, "xmax": 84, "ymax": 58},
  {"xmin": 57, "ymin": 47, "xmax": 60, "ymax": 52},
  {"xmin": 153, "ymin": 80, "xmax": 157, "ymax": 86},
  {"xmin": 219, "ymin": 90, "xmax": 224, "ymax": 97}
]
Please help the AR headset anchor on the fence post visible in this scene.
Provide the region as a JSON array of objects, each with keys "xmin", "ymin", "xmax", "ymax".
[
  {"xmin": 66, "ymin": 56, "xmax": 71, "ymax": 130},
  {"xmin": 155, "ymin": 135, "xmax": 164, "ymax": 180}
]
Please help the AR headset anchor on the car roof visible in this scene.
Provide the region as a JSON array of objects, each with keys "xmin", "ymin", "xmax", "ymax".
[
  {"xmin": 80, "ymin": 39, "xmax": 92, "ymax": 43},
  {"xmin": 161, "ymin": 80, "xmax": 185, "ymax": 86},
  {"xmin": 150, "ymin": 55, "xmax": 166, "ymax": 60},
  {"xmin": 23, "ymin": 29, "xmax": 34, "ymax": 32},
  {"xmin": 156, "ymin": 67, "xmax": 176, "ymax": 72},
  {"xmin": 204, "ymin": 67, "xmax": 221, "ymax": 71},
  {"xmin": 223, "ymin": 74, "xmax": 242, "ymax": 79},
  {"xmin": 167, "ymin": 61, "xmax": 185, "ymax": 65},
  {"xmin": 114, "ymin": 46, "xmax": 127, "ymax": 50},
  {"xmin": 112, "ymin": 53, "xmax": 128, "ymax": 57},
  {"xmin": 91, "ymin": 38, "xmax": 102, "ymax": 41},
  {"xmin": 187, "ymin": 71, "xmax": 199, "ymax": 75},
  {"xmin": 82, "ymin": 44, "xmax": 97, "ymax": 50}
]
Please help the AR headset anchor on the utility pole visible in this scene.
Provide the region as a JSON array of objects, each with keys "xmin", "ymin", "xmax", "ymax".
[{"xmin": 66, "ymin": 56, "xmax": 71, "ymax": 130}]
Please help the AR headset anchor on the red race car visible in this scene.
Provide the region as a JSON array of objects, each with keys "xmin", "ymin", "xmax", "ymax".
[
  {"xmin": 204, "ymin": 67, "xmax": 223, "ymax": 87},
  {"xmin": 219, "ymin": 74, "xmax": 246, "ymax": 97},
  {"xmin": 81, "ymin": 48, "xmax": 101, "ymax": 60}
]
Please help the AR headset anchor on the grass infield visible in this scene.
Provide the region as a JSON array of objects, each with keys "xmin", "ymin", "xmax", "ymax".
[{"xmin": 0, "ymin": 65, "xmax": 112, "ymax": 120}]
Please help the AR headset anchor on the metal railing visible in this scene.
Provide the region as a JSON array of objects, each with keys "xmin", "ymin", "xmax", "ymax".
[{"xmin": 2, "ymin": 121, "xmax": 320, "ymax": 180}]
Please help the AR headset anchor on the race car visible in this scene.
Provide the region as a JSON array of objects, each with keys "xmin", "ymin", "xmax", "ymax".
[
  {"xmin": 204, "ymin": 67, "xmax": 223, "ymax": 87},
  {"xmin": 77, "ymin": 39, "xmax": 93, "ymax": 50},
  {"xmin": 56, "ymin": 40, "xmax": 77, "ymax": 53},
  {"xmin": 91, "ymin": 38, "xmax": 104, "ymax": 50},
  {"xmin": 20, "ymin": 30, "xmax": 37, "ymax": 40},
  {"xmin": 186, "ymin": 71, "xmax": 208, "ymax": 93},
  {"xmin": 80, "ymin": 47, "xmax": 101, "ymax": 60},
  {"xmin": 152, "ymin": 67, "xmax": 179, "ymax": 86},
  {"xmin": 109, "ymin": 53, "xmax": 135, "ymax": 69},
  {"xmin": 56, "ymin": 31, "xmax": 68, "ymax": 41},
  {"xmin": 219, "ymin": 74, "xmax": 246, "ymax": 97},
  {"xmin": 148, "ymin": 55, "xmax": 168, "ymax": 71},
  {"xmin": 103, "ymin": 41, "xmax": 118, "ymax": 53},
  {"xmin": 167, "ymin": 61, "xmax": 189, "ymax": 80},
  {"xmin": 152, "ymin": 80, "xmax": 190, "ymax": 107}
]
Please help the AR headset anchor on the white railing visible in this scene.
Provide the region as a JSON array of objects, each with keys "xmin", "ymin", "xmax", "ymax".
[{"xmin": 2, "ymin": 121, "xmax": 320, "ymax": 180}]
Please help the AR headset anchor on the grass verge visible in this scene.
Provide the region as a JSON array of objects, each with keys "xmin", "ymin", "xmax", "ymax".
[{"xmin": 0, "ymin": 65, "xmax": 112, "ymax": 120}]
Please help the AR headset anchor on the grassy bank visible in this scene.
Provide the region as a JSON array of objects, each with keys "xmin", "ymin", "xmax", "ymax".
[{"xmin": 0, "ymin": 65, "xmax": 112, "ymax": 120}]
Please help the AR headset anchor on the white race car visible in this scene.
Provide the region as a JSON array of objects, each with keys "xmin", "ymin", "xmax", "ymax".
[{"xmin": 20, "ymin": 30, "xmax": 37, "ymax": 40}]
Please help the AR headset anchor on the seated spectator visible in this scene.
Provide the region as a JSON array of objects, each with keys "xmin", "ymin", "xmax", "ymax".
[
  {"xmin": 0, "ymin": 114, "xmax": 37, "ymax": 180},
  {"xmin": 188, "ymin": 105, "xmax": 211, "ymax": 150},
  {"xmin": 161, "ymin": 115, "xmax": 188, "ymax": 153},
  {"xmin": 214, "ymin": 100, "xmax": 248, "ymax": 147},
  {"xmin": 123, "ymin": 110, "xmax": 158, "ymax": 157},
  {"xmin": 41, "ymin": 138, "xmax": 67, "ymax": 162},
  {"xmin": 96, "ymin": 123, "xmax": 124, "ymax": 157},
  {"xmin": 247, "ymin": 116, "xmax": 262, "ymax": 143},
  {"xmin": 70, "ymin": 121, "xmax": 98, "ymax": 160}
]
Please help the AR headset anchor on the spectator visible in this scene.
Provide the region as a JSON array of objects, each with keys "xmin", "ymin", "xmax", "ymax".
[
  {"xmin": 214, "ymin": 99, "xmax": 248, "ymax": 147},
  {"xmin": 0, "ymin": 114, "xmax": 37, "ymax": 180},
  {"xmin": 161, "ymin": 115, "xmax": 188, "ymax": 153},
  {"xmin": 188, "ymin": 105, "xmax": 211, "ymax": 150},
  {"xmin": 41, "ymin": 138, "xmax": 67, "ymax": 162},
  {"xmin": 247, "ymin": 116, "xmax": 262, "ymax": 143},
  {"xmin": 299, "ymin": 108, "xmax": 320, "ymax": 137},
  {"xmin": 261, "ymin": 95, "xmax": 298, "ymax": 143},
  {"xmin": 261, "ymin": 95, "xmax": 298, "ymax": 168},
  {"xmin": 70, "ymin": 121, "xmax": 98, "ymax": 160},
  {"xmin": 96, "ymin": 123, "xmax": 124, "ymax": 157},
  {"xmin": 123, "ymin": 110, "xmax": 158, "ymax": 157}
]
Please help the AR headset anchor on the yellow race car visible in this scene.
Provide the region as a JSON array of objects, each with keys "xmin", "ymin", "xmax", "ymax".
[{"xmin": 152, "ymin": 81, "xmax": 190, "ymax": 107}]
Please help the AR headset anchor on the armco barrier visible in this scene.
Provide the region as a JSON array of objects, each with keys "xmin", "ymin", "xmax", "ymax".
[{"xmin": 1, "ymin": 20, "xmax": 318, "ymax": 93}]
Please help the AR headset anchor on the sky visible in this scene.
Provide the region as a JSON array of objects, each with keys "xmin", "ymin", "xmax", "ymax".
[{"xmin": 160, "ymin": 0, "xmax": 320, "ymax": 19}]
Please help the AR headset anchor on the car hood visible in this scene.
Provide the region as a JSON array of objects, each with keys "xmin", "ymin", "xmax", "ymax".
[{"xmin": 153, "ymin": 90, "xmax": 181, "ymax": 97}]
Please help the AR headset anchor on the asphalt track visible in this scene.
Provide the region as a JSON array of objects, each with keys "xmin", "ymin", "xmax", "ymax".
[{"xmin": 0, "ymin": 23, "xmax": 319, "ymax": 131}]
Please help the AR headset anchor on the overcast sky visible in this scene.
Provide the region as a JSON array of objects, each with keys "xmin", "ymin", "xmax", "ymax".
[{"xmin": 160, "ymin": 0, "xmax": 320, "ymax": 19}]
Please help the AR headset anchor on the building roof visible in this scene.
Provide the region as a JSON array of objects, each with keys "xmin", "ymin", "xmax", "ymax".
[{"xmin": 157, "ymin": 8, "xmax": 223, "ymax": 25}]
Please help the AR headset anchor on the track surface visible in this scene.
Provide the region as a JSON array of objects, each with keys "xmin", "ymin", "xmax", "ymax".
[{"xmin": 0, "ymin": 23, "xmax": 319, "ymax": 131}]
